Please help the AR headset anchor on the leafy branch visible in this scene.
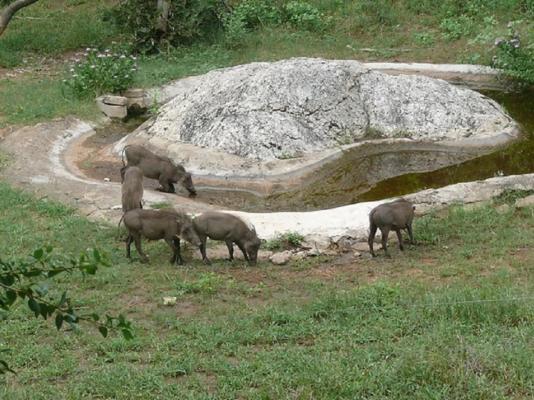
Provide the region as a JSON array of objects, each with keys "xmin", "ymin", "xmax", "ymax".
[{"xmin": 0, "ymin": 246, "xmax": 133, "ymax": 374}]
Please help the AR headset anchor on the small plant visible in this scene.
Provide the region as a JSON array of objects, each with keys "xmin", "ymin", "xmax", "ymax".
[
  {"xmin": 493, "ymin": 189, "xmax": 534, "ymax": 205},
  {"xmin": 223, "ymin": 0, "xmax": 281, "ymax": 47},
  {"xmin": 265, "ymin": 232, "xmax": 305, "ymax": 251},
  {"xmin": 62, "ymin": 48, "xmax": 138, "ymax": 99},
  {"xmin": 413, "ymin": 32, "xmax": 435, "ymax": 47},
  {"xmin": 175, "ymin": 272, "xmax": 225, "ymax": 296},
  {"xmin": 493, "ymin": 22, "xmax": 534, "ymax": 84},
  {"xmin": 283, "ymin": 1, "xmax": 330, "ymax": 32},
  {"xmin": 150, "ymin": 201, "xmax": 172, "ymax": 210},
  {"xmin": 440, "ymin": 15, "xmax": 474, "ymax": 40}
]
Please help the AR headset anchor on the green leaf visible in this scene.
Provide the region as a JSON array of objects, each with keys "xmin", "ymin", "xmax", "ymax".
[
  {"xmin": 98, "ymin": 326, "xmax": 108, "ymax": 338},
  {"xmin": 55, "ymin": 314, "xmax": 64, "ymax": 330},
  {"xmin": 0, "ymin": 275, "xmax": 15, "ymax": 286},
  {"xmin": 33, "ymin": 248, "xmax": 44, "ymax": 260},
  {"xmin": 28, "ymin": 298, "xmax": 40, "ymax": 317},
  {"xmin": 121, "ymin": 328, "xmax": 134, "ymax": 341},
  {"xmin": 5, "ymin": 290, "xmax": 16, "ymax": 306}
]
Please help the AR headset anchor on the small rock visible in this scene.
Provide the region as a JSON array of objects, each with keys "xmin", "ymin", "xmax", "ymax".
[
  {"xmin": 123, "ymin": 88, "xmax": 145, "ymax": 98},
  {"xmin": 96, "ymin": 97, "xmax": 127, "ymax": 119},
  {"xmin": 351, "ymin": 242, "xmax": 370, "ymax": 252},
  {"xmin": 515, "ymin": 194, "xmax": 534, "ymax": 208},
  {"xmin": 304, "ymin": 248, "xmax": 321, "ymax": 257},
  {"xmin": 291, "ymin": 251, "xmax": 307, "ymax": 261},
  {"xmin": 102, "ymin": 95, "xmax": 128, "ymax": 106},
  {"xmin": 270, "ymin": 250, "xmax": 292, "ymax": 265},
  {"xmin": 336, "ymin": 236, "xmax": 355, "ymax": 252},
  {"xmin": 353, "ymin": 251, "xmax": 361, "ymax": 257},
  {"xmin": 162, "ymin": 296, "xmax": 177, "ymax": 306}
]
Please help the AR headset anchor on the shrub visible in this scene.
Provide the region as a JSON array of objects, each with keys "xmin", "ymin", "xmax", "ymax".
[
  {"xmin": 223, "ymin": 0, "xmax": 280, "ymax": 46},
  {"xmin": 111, "ymin": 0, "xmax": 224, "ymax": 53},
  {"xmin": 493, "ymin": 26, "xmax": 534, "ymax": 84},
  {"xmin": 440, "ymin": 15, "xmax": 474, "ymax": 40},
  {"xmin": 265, "ymin": 232, "xmax": 305, "ymax": 251},
  {"xmin": 283, "ymin": 1, "xmax": 329, "ymax": 32},
  {"xmin": 62, "ymin": 48, "xmax": 137, "ymax": 98}
]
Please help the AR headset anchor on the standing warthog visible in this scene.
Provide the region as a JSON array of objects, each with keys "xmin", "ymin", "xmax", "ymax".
[
  {"xmin": 121, "ymin": 166, "xmax": 144, "ymax": 212},
  {"xmin": 123, "ymin": 208, "xmax": 201, "ymax": 265},
  {"xmin": 368, "ymin": 198, "xmax": 415, "ymax": 258},
  {"xmin": 121, "ymin": 144, "xmax": 197, "ymax": 197},
  {"xmin": 192, "ymin": 211, "xmax": 261, "ymax": 265}
]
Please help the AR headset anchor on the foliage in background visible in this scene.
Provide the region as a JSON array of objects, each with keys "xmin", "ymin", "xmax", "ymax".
[
  {"xmin": 110, "ymin": 0, "xmax": 225, "ymax": 53},
  {"xmin": 0, "ymin": 246, "xmax": 133, "ymax": 373},
  {"xmin": 493, "ymin": 22, "xmax": 534, "ymax": 84},
  {"xmin": 0, "ymin": 0, "xmax": 117, "ymax": 67},
  {"xmin": 62, "ymin": 47, "xmax": 138, "ymax": 98}
]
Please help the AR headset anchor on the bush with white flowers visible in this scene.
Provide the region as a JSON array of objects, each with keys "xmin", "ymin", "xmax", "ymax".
[{"xmin": 63, "ymin": 48, "xmax": 138, "ymax": 98}]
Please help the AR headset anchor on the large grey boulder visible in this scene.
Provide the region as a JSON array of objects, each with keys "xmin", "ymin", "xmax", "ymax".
[{"xmin": 134, "ymin": 58, "xmax": 517, "ymax": 161}]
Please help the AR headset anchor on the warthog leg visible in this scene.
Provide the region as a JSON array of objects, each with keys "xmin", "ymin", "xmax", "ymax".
[
  {"xmin": 126, "ymin": 235, "xmax": 133, "ymax": 259},
  {"xmin": 395, "ymin": 229, "xmax": 404, "ymax": 251},
  {"xmin": 225, "ymin": 240, "xmax": 234, "ymax": 261},
  {"xmin": 236, "ymin": 241, "xmax": 249, "ymax": 263},
  {"xmin": 380, "ymin": 226, "xmax": 391, "ymax": 258},
  {"xmin": 199, "ymin": 237, "xmax": 211, "ymax": 265},
  {"xmin": 368, "ymin": 223, "xmax": 378, "ymax": 257}
]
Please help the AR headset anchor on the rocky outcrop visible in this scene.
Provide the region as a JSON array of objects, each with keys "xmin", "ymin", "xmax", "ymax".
[{"xmin": 129, "ymin": 58, "xmax": 517, "ymax": 162}]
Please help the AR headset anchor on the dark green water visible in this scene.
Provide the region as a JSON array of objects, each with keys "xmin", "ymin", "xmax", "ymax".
[{"xmin": 356, "ymin": 89, "xmax": 534, "ymax": 202}]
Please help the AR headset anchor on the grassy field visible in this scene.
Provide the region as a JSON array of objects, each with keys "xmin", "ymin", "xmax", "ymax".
[
  {"xmin": 0, "ymin": 182, "xmax": 533, "ymax": 398},
  {"xmin": 1, "ymin": 1, "xmax": 534, "ymax": 397}
]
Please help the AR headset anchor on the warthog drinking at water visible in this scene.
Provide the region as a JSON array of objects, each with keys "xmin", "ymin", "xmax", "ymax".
[
  {"xmin": 121, "ymin": 166, "xmax": 144, "ymax": 212},
  {"xmin": 192, "ymin": 211, "xmax": 262, "ymax": 265},
  {"xmin": 368, "ymin": 198, "xmax": 415, "ymax": 257},
  {"xmin": 121, "ymin": 144, "xmax": 197, "ymax": 197},
  {"xmin": 123, "ymin": 208, "xmax": 201, "ymax": 265}
]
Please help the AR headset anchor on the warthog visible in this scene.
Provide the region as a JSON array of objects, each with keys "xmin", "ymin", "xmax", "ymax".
[
  {"xmin": 121, "ymin": 144, "xmax": 196, "ymax": 197},
  {"xmin": 368, "ymin": 198, "xmax": 415, "ymax": 257},
  {"xmin": 192, "ymin": 211, "xmax": 262, "ymax": 265},
  {"xmin": 121, "ymin": 166, "xmax": 144, "ymax": 212},
  {"xmin": 123, "ymin": 208, "xmax": 201, "ymax": 265}
]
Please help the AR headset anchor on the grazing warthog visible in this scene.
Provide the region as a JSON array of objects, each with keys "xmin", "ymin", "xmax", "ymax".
[
  {"xmin": 192, "ymin": 211, "xmax": 261, "ymax": 265},
  {"xmin": 368, "ymin": 198, "xmax": 415, "ymax": 258},
  {"xmin": 121, "ymin": 144, "xmax": 196, "ymax": 197},
  {"xmin": 121, "ymin": 166, "xmax": 144, "ymax": 212},
  {"xmin": 123, "ymin": 208, "xmax": 201, "ymax": 265}
]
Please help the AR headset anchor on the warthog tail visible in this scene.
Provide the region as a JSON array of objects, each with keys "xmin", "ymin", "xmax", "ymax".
[
  {"xmin": 116, "ymin": 214, "xmax": 126, "ymax": 240},
  {"xmin": 121, "ymin": 145, "xmax": 131, "ymax": 167}
]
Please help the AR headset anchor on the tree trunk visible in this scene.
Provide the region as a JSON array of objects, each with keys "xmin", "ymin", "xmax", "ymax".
[
  {"xmin": 156, "ymin": 0, "xmax": 170, "ymax": 35},
  {"xmin": 0, "ymin": 0, "xmax": 40, "ymax": 37}
]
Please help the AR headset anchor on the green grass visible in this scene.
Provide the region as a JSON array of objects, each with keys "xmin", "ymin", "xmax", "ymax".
[
  {"xmin": 0, "ymin": 76, "xmax": 97, "ymax": 127},
  {"xmin": 0, "ymin": 0, "xmax": 118, "ymax": 68},
  {"xmin": 1, "ymin": 182, "xmax": 534, "ymax": 398}
]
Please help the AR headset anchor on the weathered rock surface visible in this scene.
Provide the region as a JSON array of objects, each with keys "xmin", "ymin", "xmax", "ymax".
[
  {"xmin": 269, "ymin": 251, "xmax": 293, "ymax": 265},
  {"xmin": 515, "ymin": 194, "xmax": 534, "ymax": 208},
  {"xmin": 133, "ymin": 58, "xmax": 517, "ymax": 161}
]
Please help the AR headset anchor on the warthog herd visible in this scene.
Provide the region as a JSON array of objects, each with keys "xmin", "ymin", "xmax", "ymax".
[
  {"xmin": 119, "ymin": 144, "xmax": 261, "ymax": 265},
  {"xmin": 118, "ymin": 145, "xmax": 416, "ymax": 265}
]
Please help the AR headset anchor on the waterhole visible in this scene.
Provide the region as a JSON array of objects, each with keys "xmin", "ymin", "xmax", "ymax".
[{"xmin": 79, "ymin": 89, "xmax": 534, "ymax": 211}]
